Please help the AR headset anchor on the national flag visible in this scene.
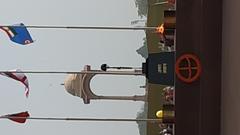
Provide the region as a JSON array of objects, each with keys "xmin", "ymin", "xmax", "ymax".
[
  {"xmin": 0, "ymin": 111, "xmax": 30, "ymax": 124},
  {"xmin": 0, "ymin": 69, "xmax": 30, "ymax": 97},
  {"xmin": 0, "ymin": 23, "xmax": 33, "ymax": 45}
]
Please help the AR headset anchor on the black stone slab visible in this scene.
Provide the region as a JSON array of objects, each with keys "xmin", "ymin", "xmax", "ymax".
[{"xmin": 175, "ymin": 0, "xmax": 222, "ymax": 134}]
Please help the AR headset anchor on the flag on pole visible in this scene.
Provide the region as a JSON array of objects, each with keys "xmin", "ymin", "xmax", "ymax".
[
  {"xmin": 0, "ymin": 69, "xmax": 30, "ymax": 97},
  {"xmin": 0, "ymin": 23, "xmax": 33, "ymax": 45},
  {"xmin": 0, "ymin": 111, "xmax": 30, "ymax": 124}
]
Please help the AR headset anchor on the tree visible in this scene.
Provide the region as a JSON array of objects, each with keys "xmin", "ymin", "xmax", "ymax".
[
  {"xmin": 136, "ymin": 103, "xmax": 148, "ymax": 135},
  {"xmin": 136, "ymin": 37, "xmax": 148, "ymax": 59},
  {"xmin": 134, "ymin": 0, "xmax": 148, "ymax": 18}
]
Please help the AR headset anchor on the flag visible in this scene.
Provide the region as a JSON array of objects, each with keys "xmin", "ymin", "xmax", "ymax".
[
  {"xmin": 0, "ymin": 111, "xmax": 30, "ymax": 124},
  {"xmin": 0, "ymin": 23, "xmax": 33, "ymax": 45},
  {"xmin": 0, "ymin": 69, "xmax": 30, "ymax": 97}
]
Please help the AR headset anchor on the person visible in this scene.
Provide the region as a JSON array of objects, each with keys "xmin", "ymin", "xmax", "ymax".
[
  {"xmin": 159, "ymin": 125, "xmax": 173, "ymax": 135},
  {"xmin": 163, "ymin": 86, "xmax": 174, "ymax": 103}
]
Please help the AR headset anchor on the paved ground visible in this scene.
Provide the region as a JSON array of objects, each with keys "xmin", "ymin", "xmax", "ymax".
[
  {"xmin": 222, "ymin": 0, "xmax": 240, "ymax": 134},
  {"xmin": 146, "ymin": 0, "xmax": 240, "ymax": 134}
]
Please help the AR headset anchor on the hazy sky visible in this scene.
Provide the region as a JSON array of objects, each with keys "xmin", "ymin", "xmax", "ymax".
[{"xmin": 0, "ymin": 0, "xmax": 146, "ymax": 134}]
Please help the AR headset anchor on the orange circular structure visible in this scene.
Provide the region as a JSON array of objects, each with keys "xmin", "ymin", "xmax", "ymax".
[{"xmin": 175, "ymin": 54, "xmax": 202, "ymax": 83}]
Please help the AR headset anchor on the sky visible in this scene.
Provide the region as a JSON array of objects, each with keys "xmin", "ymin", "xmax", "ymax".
[{"xmin": 0, "ymin": 0, "xmax": 146, "ymax": 134}]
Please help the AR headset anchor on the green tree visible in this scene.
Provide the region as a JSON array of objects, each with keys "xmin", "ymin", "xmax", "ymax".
[
  {"xmin": 136, "ymin": 37, "xmax": 148, "ymax": 59},
  {"xmin": 136, "ymin": 103, "xmax": 148, "ymax": 135},
  {"xmin": 134, "ymin": 0, "xmax": 148, "ymax": 17}
]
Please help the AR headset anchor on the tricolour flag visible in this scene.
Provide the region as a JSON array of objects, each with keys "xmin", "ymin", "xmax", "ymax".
[
  {"xmin": 0, "ymin": 111, "xmax": 30, "ymax": 124},
  {"xmin": 0, "ymin": 69, "xmax": 29, "ymax": 97},
  {"xmin": 0, "ymin": 23, "xmax": 33, "ymax": 45}
]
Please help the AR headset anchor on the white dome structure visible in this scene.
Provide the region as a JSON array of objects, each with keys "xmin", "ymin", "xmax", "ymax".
[
  {"xmin": 63, "ymin": 65, "xmax": 146, "ymax": 104},
  {"xmin": 64, "ymin": 74, "xmax": 81, "ymax": 97}
]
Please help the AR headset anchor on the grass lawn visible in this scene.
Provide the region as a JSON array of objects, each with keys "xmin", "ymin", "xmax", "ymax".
[{"xmin": 146, "ymin": 0, "xmax": 173, "ymax": 135}]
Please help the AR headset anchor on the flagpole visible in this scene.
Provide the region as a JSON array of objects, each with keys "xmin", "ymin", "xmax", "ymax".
[
  {"xmin": 1, "ymin": 116, "xmax": 169, "ymax": 123},
  {"xmin": 152, "ymin": 1, "xmax": 168, "ymax": 6},
  {"xmin": 0, "ymin": 70, "xmax": 143, "ymax": 75},
  {"xmin": 1, "ymin": 25, "xmax": 157, "ymax": 31},
  {"xmin": 0, "ymin": 71, "xmax": 89, "ymax": 74}
]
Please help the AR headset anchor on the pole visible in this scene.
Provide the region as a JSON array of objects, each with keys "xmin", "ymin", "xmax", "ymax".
[
  {"xmin": 0, "ymin": 70, "xmax": 87, "ymax": 74},
  {"xmin": 0, "ymin": 25, "xmax": 157, "ymax": 31},
  {"xmin": 0, "ymin": 116, "xmax": 165, "ymax": 123},
  {"xmin": 0, "ymin": 70, "xmax": 143, "ymax": 75},
  {"xmin": 100, "ymin": 64, "xmax": 141, "ymax": 71},
  {"xmin": 152, "ymin": 1, "xmax": 168, "ymax": 6}
]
